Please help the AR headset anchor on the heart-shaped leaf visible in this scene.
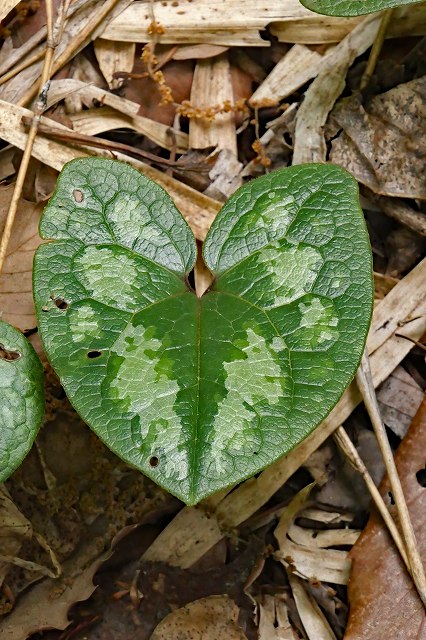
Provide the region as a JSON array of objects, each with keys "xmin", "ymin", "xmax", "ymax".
[
  {"xmin": 0, "ymin": 320, "xmax": 44, "ymax": 481},
  {"xmin": 33, "ymin": 158, "xmax": 373, "ymax": 505},
  {"xmin": 300, "ymin": 0, "xmax": 422, "ymax": 15}
]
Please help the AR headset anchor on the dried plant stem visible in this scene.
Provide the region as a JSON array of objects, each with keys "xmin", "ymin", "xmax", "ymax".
[
  {"xmin": 0, "ymin": 0, "xmax": 56, "ymax": 276},
  {"xmin": 17, "ymin": 0, "xmax": 124, "ymax": 107},
  {"xmin": 360, "ymin": 9, "xmax": 393, "ymax": 90},
  {"xmin": 0, "ymin": 48, "xmax": 45, "ymax": 87},
  {"xmin": 357, "ymin": 350, "xmax": 426, "ymax": 607},
  {"xmin": 333, "ymin": 426, "xmax": 409, "ymax": 569}
]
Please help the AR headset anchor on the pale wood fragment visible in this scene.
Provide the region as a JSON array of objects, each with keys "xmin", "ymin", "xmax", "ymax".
[
  {"xmin": 189, "ymin": 54, "xmax": 237, "ymax": 155},
  {"xmin": 0, "ymin": 0, "xmax": 21, "ymax": 22},
  {"xmin": 250, "ymin": 44, "xmax": 333, "ymax": 107},
  {"xmin": 100, "ymin": 0, "xmax": 313, "ymax": 46},
  {"xmin": 94, "ymin": 39, "xmax": 135, "ymax": 89},
  {"xmin": 287, "ymin": 573, "xmax": 337, "ymax": 639},
  {"xmin": 270, "ymin": 4, "xmax": 426, "ymax": 44},
  {"xmin": 47, "ymin": 78, "xmax": 140, "ymax": 117}
]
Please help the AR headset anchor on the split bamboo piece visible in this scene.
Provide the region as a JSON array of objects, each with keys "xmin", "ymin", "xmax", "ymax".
[{"xmin": 189, "ymin": 54, "xmax": 237, "ymax": 155}]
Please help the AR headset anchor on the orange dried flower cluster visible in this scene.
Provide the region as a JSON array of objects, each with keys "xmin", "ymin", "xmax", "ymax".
[
  {"xmin": 252, "ymin": 139, "xmax": 271, "ymax": 167},
  {"xmin": 176, "ymin": 98, "xmax": 248, "ymax": 122},
  {"xmin": 147, "ymin": 21, "xmax": 165, "ymax": 35},
  {"xmin": 153, "ymin": 70, "xmax": 174, "ymax": 104}
]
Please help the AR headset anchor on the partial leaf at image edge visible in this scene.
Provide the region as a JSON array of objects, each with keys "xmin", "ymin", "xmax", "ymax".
[
  {"xmin": 33, "ymin": 157, "xmax": 374, "ymax": 505},
  {"xmin": 0, "ymin": 319, "xmax": 44, "ymax": 482},
  {"xmin": 300, "ymin": 0, "xmax": 423, "ymax": 16}
]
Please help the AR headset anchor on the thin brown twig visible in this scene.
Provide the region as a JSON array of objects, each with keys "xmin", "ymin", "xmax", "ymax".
[
  {"xmin": 0, "ymin": 0, "xmax": 56, "ymax": 277},
  {"xmin": 20, "ymin": 116, "xmax": 210, "ymax": 174},
  {"xmin": 333, "ymin": 425, "xmax": 409, "ymax": 569},
  {"xmin": 360, "ymin": 8, "xmax": 394, "ymax": 90},
  {"xmin": 357, "ymin": 349, "xmax": 426, "ymax": 608}
]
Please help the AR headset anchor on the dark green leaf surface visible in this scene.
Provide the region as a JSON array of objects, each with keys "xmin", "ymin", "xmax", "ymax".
[
  {"xmin": 0, "ymin": 320, "xmax": 44, "ymax": 482},
  {"xmin": 300, "ymin": 0, "xmax": 422, "ymax": 16},
  {"xmin": 34, "ymin": 158, "xmax": 373, "ymax": 504}
]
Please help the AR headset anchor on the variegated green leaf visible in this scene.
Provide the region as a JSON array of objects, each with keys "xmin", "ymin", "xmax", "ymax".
[
  {"xmin": 300, "ymin": 0, "xmax": 422, "ymax": 16},
  {"xmin": 33, "ymin": 158, "xmax": 373, "ymax": 505},
  {"xmin": 0, "ymin": 320, "xmax": 44, "ymax": 481}
]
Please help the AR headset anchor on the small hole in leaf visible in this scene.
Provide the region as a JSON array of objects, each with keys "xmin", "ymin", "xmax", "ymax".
[
  {"xmin": 416, "ymin": 466, "xmax": 426, "ymax": 487},
  {"xmin": 388, "ymin": 491, "xmax": 395, "ymax": 505},
  {"xmin": 51, "ymin": 296, "xmax": 69, "ymax": 310},
  {"xmin": 149, "ymin": 456, "xmax": 159, "ymax": 468},
  {"xmin": 0, "ymin": 344, "xmax": 22, "ymax": 361},
  {"xmin": 87, "ymin": 350, "xmax": 102, "ymax": 359},
  {"xmin": 73, "ymin": 189, "xmax": 84, "ymax": 203}
]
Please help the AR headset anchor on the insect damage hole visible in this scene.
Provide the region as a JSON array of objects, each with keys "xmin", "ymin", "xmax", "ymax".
[
  {"xmin": 87, "ymin": 350, "xmax": 102, "ymax": 359},
  {"xmin": 149, "ymin": 456, "xmax": 159, "ymax": 468},
  {"xmin": 51, "ymin": 295, "xmax": 69, "ymax": 310},
  {"xmin": 0, "ymin": 344, "xmax": 22, "ymax": 361},
  {"xmin": 73, "ymin": 189, "xmax": 84, "ymax": 203},
  {"xmin": 416, "ymin": 465, "xmax": 426, "ymax": 488}
]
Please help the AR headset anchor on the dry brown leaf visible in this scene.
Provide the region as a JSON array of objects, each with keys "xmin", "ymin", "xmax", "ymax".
[
  {"xmin": 377, "ymin": 366, "xmax": 424, "ymax": 438},
  {"xmin": 0, "ymin": 551, "xmax": 108, "ymax": 640},
  {"xmin": 0, "ymin": 487, "xmax": 32, "ymax": 590},
  {"xmin": 94, "ymin": 39, "xmax": 135, "ymax": 90},
  {"xmin": 150, "ymin": 595, "xmax": 248, "ymax": 640},
  {"xmin": 0, "ymin": 184, "xmax": 44, "ymax": 332},
  {"xmin": 345, "ymin": 397, "xmax": 426, "ymax": 640},
  {"xmin": 328, "ymin": 76, "xmax": 426, "ymax": 199},
  {"xmin": 292, "ymin": 13, "xmax": 380, "ymax": 165}
]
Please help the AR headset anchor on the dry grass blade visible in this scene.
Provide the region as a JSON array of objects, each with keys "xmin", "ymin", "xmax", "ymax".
[
  {"xmin": 360, "ymin": 9, "xmax": 394, "ymax": 90},
  {"xmin": 333, "ymin": 426, "xmax": 409, "ymax": 569},
  {"xmin": 0, "ymin": 0, "xmax": 56, "ymax": 277},
  {"xmin": 356, "ymin": 350, "xmax": 426, "ymax": 607}
]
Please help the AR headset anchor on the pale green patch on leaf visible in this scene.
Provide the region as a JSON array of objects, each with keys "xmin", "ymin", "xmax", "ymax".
[
  {"xmin": 300, "ymin": 0, "xmax": 423, "ymax": 16},
  {"xmin": 34, "ymin": 157, "xmax": 373, "ymax": 505},
  {"xmin": 0, "ymin": 320, "xmax": 44, "ymax": 482}
]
